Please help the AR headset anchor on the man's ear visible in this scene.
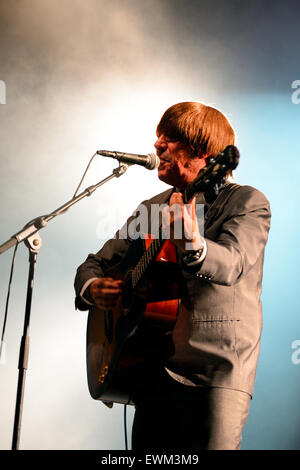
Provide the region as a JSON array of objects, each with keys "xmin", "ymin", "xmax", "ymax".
[{"xmin": 194, "ymin": 153, "xmax": 209, "ymax": 175}]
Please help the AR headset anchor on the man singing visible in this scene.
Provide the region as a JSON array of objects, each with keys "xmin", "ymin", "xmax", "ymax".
[{"xmin": 74, "ymin": 102, "xmax": 271, "ymax": 450}]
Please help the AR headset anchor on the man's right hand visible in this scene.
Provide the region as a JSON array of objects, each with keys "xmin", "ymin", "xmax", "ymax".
[{"xmin": 89, "ymin": 277, "xmax": 123, "ymax": 311}]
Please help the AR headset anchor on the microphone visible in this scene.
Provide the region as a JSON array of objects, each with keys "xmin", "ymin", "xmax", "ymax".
[{"xmin": 97, "ymin": 150, "xmax": 160, "ymax": 170}]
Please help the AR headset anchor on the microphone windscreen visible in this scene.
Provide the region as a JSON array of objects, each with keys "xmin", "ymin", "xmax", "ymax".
[{"xmin": 147, "ymin": 153, "xmax": 160, "ymax": 170}]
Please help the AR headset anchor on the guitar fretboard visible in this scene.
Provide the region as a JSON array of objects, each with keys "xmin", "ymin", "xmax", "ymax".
[{"xmin": 131, "ymin": 237, "xmax": 164, "ymax": 289}]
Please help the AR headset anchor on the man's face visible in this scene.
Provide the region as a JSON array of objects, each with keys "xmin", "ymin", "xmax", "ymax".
[{"xmin": 154, "ymin": 134, "xmax": 207, "ymax": 188}]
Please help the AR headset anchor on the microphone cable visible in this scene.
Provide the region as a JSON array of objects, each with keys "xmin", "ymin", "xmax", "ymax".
[
  {"xmin": 124, "ymin": 404, "xmax": 128, "ymax": 450},
  {"xmin": 0, "ymin": 150, "xmax": 96, "ymax": 358},
  {"xmin": 72, "ymin": 152, "xmax": 98, "ymax": 199},
  {"xmin": 0, "ymin": 243, "xmax": 18, "ymax": 363}
]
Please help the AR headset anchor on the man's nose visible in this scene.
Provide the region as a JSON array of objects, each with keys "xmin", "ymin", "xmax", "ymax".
[{"xmin": 154, "ymin": 135, "xmax": 167, "ymax": 149}]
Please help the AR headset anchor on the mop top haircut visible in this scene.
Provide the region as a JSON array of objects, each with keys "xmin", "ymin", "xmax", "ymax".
[{"xmin": 156, "ymin": 102, "xmax": 235, "ymax": 158}]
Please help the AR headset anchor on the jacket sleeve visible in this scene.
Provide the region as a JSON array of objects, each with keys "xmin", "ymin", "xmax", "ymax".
[
  {"xmin": 193, "ymin": 185, "xmax": 271, "ymax": 286},
  {"xmin": 74, "ymin": 217, "xmax": 137, "ymax": 310}
]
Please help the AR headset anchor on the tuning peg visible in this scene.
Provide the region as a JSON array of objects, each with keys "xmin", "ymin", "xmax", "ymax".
[
  {"xmin": 224, "ymin": 145, "xmax": 240, "ymax": 169},
  {"xmin": 213, "ymin": 183, "xmax": 220, "ymax": 194}
]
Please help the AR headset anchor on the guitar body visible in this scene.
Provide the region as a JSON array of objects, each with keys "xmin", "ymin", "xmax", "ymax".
[{"xmin": 86, "ymin": 236, "xmax": 180, "ymax": 405}]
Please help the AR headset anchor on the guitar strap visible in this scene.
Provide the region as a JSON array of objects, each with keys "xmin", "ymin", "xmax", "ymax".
[{"xmin": 203, "ymin": 182, "xmax": 241, "ymax": 229}]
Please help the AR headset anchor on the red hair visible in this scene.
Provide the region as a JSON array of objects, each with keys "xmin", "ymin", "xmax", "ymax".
[{"xmin": 156, "ymin": 102, "xmax": 235, "ymax": 157}]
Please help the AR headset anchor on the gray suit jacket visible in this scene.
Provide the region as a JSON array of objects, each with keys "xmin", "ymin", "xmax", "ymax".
[{"xmin": 74, "ymin": 183, "xmax": 271, "ymax": 396}]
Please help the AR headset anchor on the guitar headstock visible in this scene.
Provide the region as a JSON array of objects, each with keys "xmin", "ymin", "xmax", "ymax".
[{"xmin": 182, "ymin": 145, "xmax": 240, "ymax": 203}]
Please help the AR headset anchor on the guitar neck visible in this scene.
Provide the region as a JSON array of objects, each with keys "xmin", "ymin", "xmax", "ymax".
[{"xmin": 132, "ymin": 237, "xmax": 164, "ymax": 288}]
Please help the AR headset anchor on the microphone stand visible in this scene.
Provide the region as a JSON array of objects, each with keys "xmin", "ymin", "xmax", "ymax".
[{"xmin": 0, "ymin": 163, "xmax": 131, "ymax": 450}]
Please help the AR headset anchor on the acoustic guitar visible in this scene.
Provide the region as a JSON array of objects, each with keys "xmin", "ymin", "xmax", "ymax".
[{"xmin": 86, "ymin": 145, "xmax": 239, "ymax": 406}]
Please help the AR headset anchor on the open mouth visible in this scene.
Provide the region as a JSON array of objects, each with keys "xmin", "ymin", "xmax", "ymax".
[{"xmin": 158, "ymin": 154, "xmax": 170, "ymax": 163}]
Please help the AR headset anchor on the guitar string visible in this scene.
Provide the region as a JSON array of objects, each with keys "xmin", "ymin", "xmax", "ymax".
[{"xmin": 132, "ymin": 238, "xmax": 163, "ymax": 289}]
